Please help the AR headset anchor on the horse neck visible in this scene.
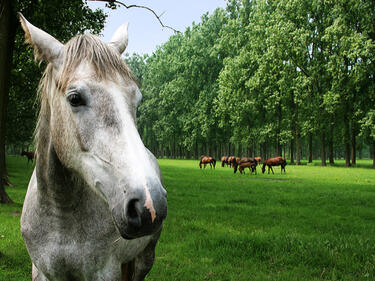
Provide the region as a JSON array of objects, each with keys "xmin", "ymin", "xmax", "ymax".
[{"xmin": 35, "ymin": 119, "xmax": 84, "ymax": 209}]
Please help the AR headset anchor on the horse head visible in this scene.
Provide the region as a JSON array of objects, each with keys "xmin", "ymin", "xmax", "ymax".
[{"xmin": 19, "ymin": 14, "xmax": 167, "ymax": 240}]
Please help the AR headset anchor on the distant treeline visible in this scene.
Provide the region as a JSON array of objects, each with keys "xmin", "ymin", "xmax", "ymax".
[{"xmin": 125, "ymin": 0, "xmax": 375, "ymax": 166}]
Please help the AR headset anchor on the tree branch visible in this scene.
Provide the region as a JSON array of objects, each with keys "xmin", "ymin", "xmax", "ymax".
[
  {"xmin": 287, "ymin": 52, "xmax": 310, "ymax": 78},
  {"xmin": 89, "ymin": 0, "xmax": 181, "ymax": 34}
]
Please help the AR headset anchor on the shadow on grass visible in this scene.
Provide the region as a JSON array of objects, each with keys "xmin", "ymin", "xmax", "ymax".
[{"xmin": 287, "ymin": 160, "xmax": 374, "ymax": 169}]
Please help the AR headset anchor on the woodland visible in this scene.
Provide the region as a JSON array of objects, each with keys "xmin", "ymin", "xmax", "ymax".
[
  {"xmin": 0, "ymin": 0, "xmax": 106, "ymax": 202},
  {"xmin": 127, "ymin": 0, "xmax": 375, "ymax": 167},
  {"xmin": 1, "ymin": 0, "xmax": 375, "ymax": 202}
]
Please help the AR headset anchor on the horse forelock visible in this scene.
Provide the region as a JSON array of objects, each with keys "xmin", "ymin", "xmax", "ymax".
[
  {"xmin": 59, "ymin": 34, "xmax": 135, "ymax": 90},
  {"xmin": 34, "ymin": 34, "xmax": 137, "ymax": 153}
]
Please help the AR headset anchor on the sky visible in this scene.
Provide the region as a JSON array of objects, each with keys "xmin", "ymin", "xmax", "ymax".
[{"xmin": 87, "ymin": 0, "xmax": 227, "ymax": 55}]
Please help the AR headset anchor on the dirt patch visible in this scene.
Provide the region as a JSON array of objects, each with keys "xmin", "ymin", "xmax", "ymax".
[{"xmin": 11, "ymin": 210, "xmax": 21, "ymax": 216}]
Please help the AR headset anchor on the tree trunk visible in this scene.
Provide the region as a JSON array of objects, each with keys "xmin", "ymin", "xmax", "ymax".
[
  {"xmin": 0, "ymin": 0, "xmax": 16, "ymax": 201},
  {"xmin": 321, "ymin": 131, "xmax": 326, "ymax": 166},
  {"xmin": 358, "ymin": 139, "xmax": 363, "ymax": 160},
  {"xmin": 328, "ymin": 120, "xmax": 334, "ymax": 165},
  {"xmin": 308, "ymin": 133, "xmax": 313, "ymax": 163},
  {"xmin": 194, "ymin": 141, "xmax": 198, "ymax": 159},
  {"xmin": 251, "ymin": 140, "xmax": 260, "ymax": 157},
  {"xmin": 296, "ymin": 128, "xmax": 301, "ymax": 165},
  {"xmin": 295, "ymin": 102, "xmax": 301, "ymax": 165},
  {"xmin": 185, "ymin": 149, "xmax": 190, "ymax": 159},
  {"xmin": 277, "ymin": 102, "xmax": 282, "ymax": 156},
  {"xmin": 351, "ymin": 121, "xmax": 357, "ymax": 165},
  {"xmin": 165, "ymin": 145, "xmax": 169, "ymax": 158},
  {"xmin": 172, "ymin": 139, "xmax": 176, "ymax": 158},
  {"xmin": 290, "ymin": 139, "xmax": 294, "ymax": 164},
  {"xmin": 343, "ymin": 110, "xmax": 351, "ymax": 167},
  {"xmin": 0, "ymin": 182, "xmax": 12, "ymax": 203}
]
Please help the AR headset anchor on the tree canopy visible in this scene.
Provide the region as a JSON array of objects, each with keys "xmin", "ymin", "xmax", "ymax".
[
  {"xmin": 7, "ymin": 0, "xmax": 106, "ymax": 149},
  {"xmin": 5, "ymin": 0, "xmax": 375, "ymax": 168},
  {"xmin": 0, "ymin": 0, "xmax": 106, "ymax": 203},
  {"xmin": 124, "ymin": 0, "xmax": 375, "ymax": 167}
]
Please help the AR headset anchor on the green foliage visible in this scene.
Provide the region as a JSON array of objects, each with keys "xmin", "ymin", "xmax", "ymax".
[
  {"xmin": 131, "ymin": 0, "xmax": 375, "ymax": 162},
  {"xmin": 124, "ymin": 53, "xmax": 148, "ymax": 85},
  {"xmin": 130, "ymin": 8, "xmax": 229, "ymax": 156},
  {"xmin": 361, "ymin": 110, "xmax": 375, "ymax": 138},
  {"xmin": 0, "ymin": 156, "xmax": 34, "ymax": 281},
  {"xmin": 7, "ymin": 0, "xmax": 375, "ymax": 161},
  {"xmin": 6, "ymin": 1, "xmax": 106, "ymax": 148}
]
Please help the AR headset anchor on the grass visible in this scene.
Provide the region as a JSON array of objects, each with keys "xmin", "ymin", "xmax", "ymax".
[
  {"xmin": 1, "ymin": 156, "xmax": 375, "ymax": 280},
  {"xmin": 0, "ymin": 156, "xmax": 34, "ymax": 281}
]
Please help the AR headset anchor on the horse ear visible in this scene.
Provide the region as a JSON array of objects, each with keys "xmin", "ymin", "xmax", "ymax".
[
  {"xmin": 108, "ymin": 22, "xmax": 129, "ymax": 55},
  {"xmin": 18, "ymin": 13, "xmax": 64, "ymax": 67}
]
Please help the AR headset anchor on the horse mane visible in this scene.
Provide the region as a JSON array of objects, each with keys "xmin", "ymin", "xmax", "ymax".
[
  {"xmin": 59, "ymin": 34, "xmax": 135, "ymax": 91},
  {"xmin": 34, "ymin": 34, "xmax": 136, "ymax": 155}
]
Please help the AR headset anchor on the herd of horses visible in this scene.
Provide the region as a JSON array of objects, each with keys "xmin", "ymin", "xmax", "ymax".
[
  {"xmin": 200, "ymin": 155, "xmax": 287, "ymax": 174},
  {"xmin": 22, "ymin": 150, "xmax": 286, "ymax": 175}
]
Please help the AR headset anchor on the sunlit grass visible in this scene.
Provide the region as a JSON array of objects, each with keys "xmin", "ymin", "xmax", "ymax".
[
  {"xmin": 1, "ymin": 157, "xmax": 375, "ymax": 280},
  {"xmin": 0, "ymin": 156, "xmax": 34, "ymax": 281},
  {"xmin": 150, "ymin": 159, "xmax": 375, "ymax": 281}
]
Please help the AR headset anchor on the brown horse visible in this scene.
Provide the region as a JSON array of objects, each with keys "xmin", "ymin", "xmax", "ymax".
[
  {"xmin": 238, "ymin": 161, "xmax": 257, "ymax": 174},
  {"xmin": 21, "ymin": 151, "xmax": 35, "ymax": 164},
  {"xmin": 221, "ymin": 156, "xmax": 228, "ymax": 167},
  {"xmin": 227, "ymin": 156, "xmax": 236, "ymax": 167},
  {"xmin": 262, "ymin": 156, "xmax": 287, "ymax": 174},
  {"xmin": 200, "ymin": 155, "xmax": 216, "ymax": 169},
  {"xmin": 254, "ymin": 157, "xmax": 262, "ymax": 165},
  {"xmin": 233, "ymin": 157, "xmax": 257, "ymax": 174}
]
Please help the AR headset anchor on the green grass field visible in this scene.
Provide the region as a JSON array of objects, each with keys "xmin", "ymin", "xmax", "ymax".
[{"xmin": 1, "ymin": 156, "xmax": 375, "ymax": 280}]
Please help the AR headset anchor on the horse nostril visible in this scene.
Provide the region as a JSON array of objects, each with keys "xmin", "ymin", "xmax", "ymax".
[{"xmin": 126, "ymin": 199, "xmax": 142, "ymax": 230}]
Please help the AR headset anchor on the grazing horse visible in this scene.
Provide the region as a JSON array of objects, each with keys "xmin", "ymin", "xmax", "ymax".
[
  {"xmin": 227, "ymin": 156, "xmax": 236, "ymax": 167},
  {"xmin": 21, "ymin": 151, "xmax": 35, "ymax": 163},
  {"xmin": 200, "ymin": 155, "xmax": 216, "ymax": 169},
  {"xmin": 238, "ymin": 161, "xmax": 257, "ymax": 174},
  {"xmin": 19, "ymin": 14, "xmax": 167, "ymax": 281},
  {"xmin": 221, "ymin": 156, "xmax": 228, "ymax": 167},
  {"xmin": 233, "ymin": 157, "xmax": 257, "ymax": 174},
  {"xmin": 254, "ymin": 157, "xmax": 262, "ymax": 165},
  {"xmin": 262, "ymin": 156, "xmax": 287, "ymax": 174}
]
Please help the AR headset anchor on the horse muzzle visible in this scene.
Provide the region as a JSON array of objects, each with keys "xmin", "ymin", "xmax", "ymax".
[{"xmin": 111, "ymin": 183, "xmax": 167, "ymax": 240}]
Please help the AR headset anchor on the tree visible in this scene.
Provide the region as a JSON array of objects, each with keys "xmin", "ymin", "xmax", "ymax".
[
  {"xmin": 0, "ymin": 0, "xmax": 106, "ymax": 203},
  {"xmin": 0, "ymin": 0, "xmax": 16, "ymax": 203},
  {"xmin": 137, "ymin": 9, "xmax": 228, "ymax": 159},
  {"xmin": 123, "ymin": 0, "xmax": 375, "ymax": 165},
  {"xmin": 323, "ymin": 0, "xmax": 375, "ymax": 167}
]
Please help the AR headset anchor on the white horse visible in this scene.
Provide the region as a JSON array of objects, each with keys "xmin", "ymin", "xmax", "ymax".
[{"xmin": 19, "ymin": 14, "xmax": 167, "ymax": 281}]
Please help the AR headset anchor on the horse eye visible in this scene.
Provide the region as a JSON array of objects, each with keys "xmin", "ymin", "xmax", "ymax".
[{"xmin": 67, "ymin": 93, "xmax": 84, "ymax": 107}]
